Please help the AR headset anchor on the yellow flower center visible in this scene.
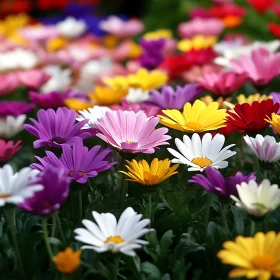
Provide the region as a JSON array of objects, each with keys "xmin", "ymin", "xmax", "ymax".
[
  {"xmin": 185, "ymin": 121, "xmax": 203, "ymax": 130},
  {"xmin": 251, "ymin": 255, "xmax": 276, "ymax": 270},
  {"xmin": 105, "ymin": 236, "xmax": 124, "ymax": 244},
  {"xmin": 0, "ymin": 193, "xmax": 11, "ymax": 199},
  {"xmin": 126, "ymin": 141, "xmax": 132, "ymax": 144},
  {"xmin": 192, "ymin": 157, "xmax": 213, "ymax": 168}
]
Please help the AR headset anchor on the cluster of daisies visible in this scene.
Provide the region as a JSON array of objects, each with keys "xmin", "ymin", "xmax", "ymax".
[{"xmin": 1, "ymin": 0, "xmax": 280, "ymax": 279}]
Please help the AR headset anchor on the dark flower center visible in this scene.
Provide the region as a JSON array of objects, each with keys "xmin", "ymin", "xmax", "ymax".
[
  {"xmin": 68, "ymin": 170, "xmax": 86, "ymax": 177},
  {"xmin": 51, "ymin": 137, "xmax": 66, "ymax": 144}
]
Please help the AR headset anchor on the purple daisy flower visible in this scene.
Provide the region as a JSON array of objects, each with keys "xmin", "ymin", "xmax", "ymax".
[
  {"xmin": 19, "ymin": 167, "xmax": 70, "ymax": 215},
  {"xmin": 31, "ymin": 139, "xmax": 116, "ymax": 184},
  {"xmin": 0, "ymin": 101, "xmax": 35, "ymax": 117},
  {"xmin": 28, "ymin": 90, "xmax": 72, "ymax": 109},
  {"xmin": 189, "ymin": 166, "xmax": 256, "ymax": 197},
  {"xmin": 140, "ymin": 38, "xmax": 165, "ymax": 70},
  {"xmin": 23, "ymin": 107, "xmax": 91, "ymax": 149},
  {"xmin": 148, "ymin": 84, "xmax": 204, "ymax": 110}
]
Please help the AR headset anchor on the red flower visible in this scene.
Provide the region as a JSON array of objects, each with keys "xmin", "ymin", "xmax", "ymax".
[
  {"xmin": 210, "ymin": 4, "xmax": 246, "ymax": 18},
  {"xmin": 0, "ymin": 140, "xmax": 22, "ymax": 162},
  {"xmin": 160, "ymin": 48, "xmax": 216, "ymax": 80},
  {"xmin": 248, "ymin": 0, "xmax": 275, "ymax": 13},
  {"xmin": 268, "ymin": 22, "xmax": 280, "ymax": 38},
  {"xmin": 226, "ymin": 99, "xmax": 279, "ymax": 133}
]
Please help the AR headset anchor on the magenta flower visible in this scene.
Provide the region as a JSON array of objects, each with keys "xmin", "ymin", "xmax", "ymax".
[
  {"xmin": 0, "ymin": 101, "xmax": 35, "ymax": 117},
  {"xmin": 198, "ymin": 72, "xmax": 247, "ymax": 97},
  {"xmin": 178, "ymin": 18, "xmax": 224, "ymax": 38},
  {"xmin": 19, "ymin": 167, "xmax": 70, "ymax": 215},
  {"xmin": 230, "ymin": 48, "xmax": 280, "ymax": 86},
  {"xmin": 149, "ymin": 84, "xmax": 204, "ymax": 110},
  {"xmin": 96, "ymin": 110, "xmax": 171, "ymax": 154},
  {"xmin": 24, "ymin": 107, "xmax": 91, "ymax": 149},
  {"xmin": 0, "ymin": 139, "xmax": 22, "ymax": 162},
  {"xmin": 0, "ymin": 73, "xmax": 20, "ymax": 96},
  {"xmin": 29, "ymin": 90, "xmax": 71, "ymax": 109},
  {"xmin": 189, "ymin": 167, "xmax": 256, "ymax": 197},
  {"xmin": 31, "ymin": 139, "xmax": 115, "ymax": 184},
  {"xmin": 110, "ymin": 100, "xmax": 162, "ymax": 117},
  {"xmin": 17, "ymin": 69, "xmax": 50, "ymax": 89},
  {"xmin": 99, "ymin": 16, "xmax": 144, "ymax": 38}
]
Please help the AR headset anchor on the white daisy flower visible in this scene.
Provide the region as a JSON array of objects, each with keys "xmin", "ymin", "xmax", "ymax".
[
  {"xmin": 77, "ymin": 106, "xmax": 112, "ymax": 129},
  {"xmin": 0, "ymin": 49, "xmax": 40, "ymax": 72},
  {"xmin": 244, "ymin": 134, "xmax": 280, "ymax": 164},
  {"xmin": 74, "ymin": 207, "xmax": 153, "ymax": 256},
  {"xmin": 0, "ymin": 115, "xmax": 26, "ymax": 138},
  {"xmin": 214, "ymin": 40, "xmax": 280, "ymax": 69},
  {"xmin": 40, "ymin": 65, "xmax": 72, "ymax": 93},
  {"xmin": 56, "ymin": 17, "xmax": 87, "ymax": 39},
  {"xmin": 0, "ymin": 165, "xmax": 43, "ymax": 207},
  {"xmin": 231, "ymin": 179, "xmax": 280, "ymax": 217},
  {"xmin": 124, "ymin": 88, "xmax": 150, "ymax": 103},
  {"xmin": 168, "ymin": 133, "xmax": 236, "ymax": 172}
]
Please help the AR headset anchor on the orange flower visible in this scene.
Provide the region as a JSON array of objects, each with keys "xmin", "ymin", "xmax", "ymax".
[
  {"xmin": 222, "ymin": 15, "xmax": 243, "ymax": 28},
  {"xmin": 53, "ymin": 248, "xmax": 81, "ymax": 274}
]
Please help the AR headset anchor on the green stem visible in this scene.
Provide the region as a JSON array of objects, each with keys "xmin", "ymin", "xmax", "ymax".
[
  {"xmin": 204, "ymin": 193, "xmax": 212, "ymax": 228},
  {"xmin": 54, "ymin": 212, "xmax": 66, "ymax": 244},
  {"xmin": 122, "ymin": 175, "xmax": 128, "ymax": 202},
  {"xmin": 41, "ymin": 217, "xmax": 54, "ymax": 261},
  {"xmin": 113, "ymin": 255, "xmax": 120, "ymax": 280},
  {"xmin": 147, "ymin": 193, "xmax": 153, "ymax": 226},
  {"xmin": 51, "ymin": 214, "xmax": 56, "ymax": 237},
  {"xmin": 263, "ymin": 169, "xmax": 268, "ymax": 179},
  {"xmin": 221, "ymin": 203, "xmax": 229, "ymax": 234},
  {"xmin": 4, "ymin": 207, "xmax": 25, "ymax": 278},
  {"xmin": 250, "ymin": 219, "xmax": 256, "ymax": 236},
  {"xmin": 78, "ymin": 188, "xmax": 83, "ymax": 222}
]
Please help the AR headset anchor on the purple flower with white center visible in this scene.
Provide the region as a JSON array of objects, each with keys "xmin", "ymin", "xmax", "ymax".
[
  {"xmin": 0, "ymin": 101, "xmax": 35, "ymax": 117},
  {"xmin": 148, "ymin": 84, "xmax": 204, "ymax": 110},
  {"xmin": 19, "ymin": 167, "xmax": 70, "ymax": 215},
  {"xmin": 28, "ymin": 90, "xmax": 72, "ymax": 109},
  {"xmin": 244, "ymin": 134, "xmax": 280, "ymax": 165},
  {"xmin": 189, "ymin": 166, "xmax": 256, "ymax": 197},
  {"xmin": 31, "ymin": 139, "xmax": 116, "ymax": 184},
  {"xmin": 23, "ymin": 107, "xmax": 91, "ymax": 149},
  {"xmin": 139, "ymin": 39, "xmax": 165, "ymax": 70}
]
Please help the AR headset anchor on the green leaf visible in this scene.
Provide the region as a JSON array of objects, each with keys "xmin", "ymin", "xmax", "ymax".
[
  {"xmin": 141, "ymin": 262, "xmax": 161, "ymax": 279},
  {"xmin": 159, "ymin": 230, "xmax": 174, "ymax": 251},
  {"xmin": 231, "ymin": 205, "xmax": 245, "ymax": 235}
]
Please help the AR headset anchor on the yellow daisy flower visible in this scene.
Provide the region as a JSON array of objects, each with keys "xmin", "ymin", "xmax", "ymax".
[
  {"xmin": 217, "ymin": 231, "xmax": 280, "ymax": 280},
  {"xmin": 200, "ymin": 95, "xmax": 230, "ymax": 109},
  {"xmin": 143, "ymin": 29, "xmax": 173, "ymax": 40},
  {"xmin": 177, "ymin": 35, "xmax": 217, "ymax": 52},
  {"xmin": 224, "ymin": 93, "xmax": 272, "ymax": 110},
  {"xmin": 89, "ymin": 86, "xmax": 128, "ymax": 105},
  {"xmin": 266, "ymin": 113, "xmax": 280, "ymax": 134},
  {"xmin": 64, "ymin": 98, "xmax": 95, "ymax": 111},
  {"xmin": 104, "ymin": 68, "xmax": 168, "ymax": 91},
  {"xmin": 53, "ymin": 248, "xmax": 81, "ymax": 274},
  {"xmin": 119, "ymin": 158, "xmax": 179, "ymax": 186},
  {"xmin": 159, "ymin": 100, "xmax": 227, "ymax": 133},
  {"xmin": 47, "ymin": 37, "xmax": 68, "ymax": 52}
]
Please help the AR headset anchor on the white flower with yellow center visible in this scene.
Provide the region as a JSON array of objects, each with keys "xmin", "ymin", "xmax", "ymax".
[
  {"xmin": 231, "ymin": 179, "xmax": 280, "ymax": 217},
  {"xmin": 0, "ymin": 115, "xmax": 26, "ymax": 138},
  {"xmin": 77, "ymin": 106, "xmax": 112, "ymax": 129},
  {"xmin": 168, "ymin": 133, "xmax": 236, "ymax": 172},
  {"xmin": 74, "ymin": 207, "xmax": 153, "ymax": 256},
  {"xmin": 0, "ymin": 165, "xmax": 43, "ymax": 207}
]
